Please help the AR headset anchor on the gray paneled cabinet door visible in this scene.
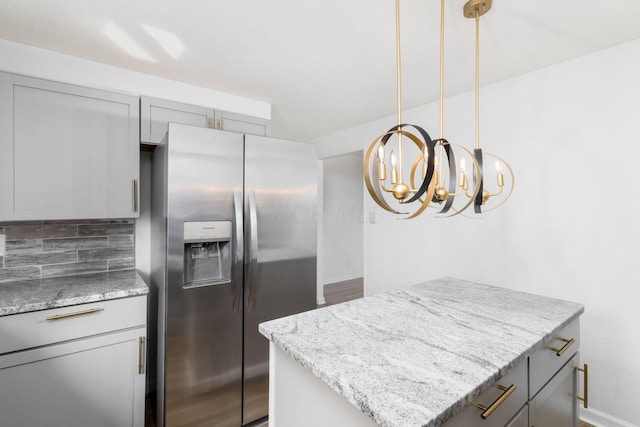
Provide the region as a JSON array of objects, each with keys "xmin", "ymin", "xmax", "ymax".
[
  {"xmin": 530, "ymin": 353, "xmax": 579, "ymax": 427},
  {"xmin": 139, "ymin": 96, "xmax": 214, "ymax": 144},
  {"xmin": 0, "ymin": 72, "xmax": 139, "ymax": 220},
  {"xmin": 215, "ymin": 109, "xmax": 271, "ymax": 136}
]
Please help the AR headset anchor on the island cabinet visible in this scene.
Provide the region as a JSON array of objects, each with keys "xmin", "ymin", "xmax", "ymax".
[
  {"xmin": 140, "ymin": 96, "xmax": 271, "ymax": 145},
  {"xmin": 0, "ymin": 71, "xmax": 140, "ymax": 221},
  {"xmin": 0, "ymin": 296, "xmax": 147, "ymax": 427}
]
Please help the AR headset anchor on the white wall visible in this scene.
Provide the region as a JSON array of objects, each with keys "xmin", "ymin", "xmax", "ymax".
[
  {"xmin": 322, "ymin": 153, "xmax": 364, "ymax": 284},
  {"xmin": 314, "ymin": 38, "xmax": 640, "ymax": 425}
]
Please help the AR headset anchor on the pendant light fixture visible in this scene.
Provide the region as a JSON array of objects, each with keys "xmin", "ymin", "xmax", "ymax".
[
  {"xmin": 462, "ymin": 0, "xmax": 515, "ymax": 213},
  {"xmin": 364, "ymin": 0, "xmax": 437, "ymax": 219},
  {"xmin": 428, "ymin": 0, "xmax": 481, "ymax": 217}
]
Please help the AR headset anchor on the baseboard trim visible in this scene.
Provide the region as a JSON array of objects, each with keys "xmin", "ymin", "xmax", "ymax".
[
  {"xmin": 324, "ymin": 274, "xmax": 363, "ymax": 286},
  {"xmin": 581, "ymin": 407, "xmax": 638, "ymax": 427}
]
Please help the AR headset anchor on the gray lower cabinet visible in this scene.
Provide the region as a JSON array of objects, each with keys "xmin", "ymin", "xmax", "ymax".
[
  {"xmin": 0, "ymin": 297, "xmax": 147, "ymax": 427},
  {"xmin": 0, "ymin": 72, "xmax": 140, "ymax": 221},
  {"xmin": 530, "ymin": 354, "xmax": 579, "ymax": 427},
  {"xmin": 444, "ymin": 318, "xmax": 581, "ymax": 427},
  {"xmin": 140, "ymin": 96, "xmax": 271, "ymax": 146}
]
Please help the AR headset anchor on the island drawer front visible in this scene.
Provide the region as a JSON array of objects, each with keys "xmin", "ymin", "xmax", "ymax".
[
  {"xmin": 0, "ymin": 296, "xmax": 147, "ymax": 355},
  {"xmin": 442, "ymin": 360, "xmax": 527, "ymax": 427},
  {"xmin": 529, "ymin": 318, "xmax": 580, "ymax": 399}
]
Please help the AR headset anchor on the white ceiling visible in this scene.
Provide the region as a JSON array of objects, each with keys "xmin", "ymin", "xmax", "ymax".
[{"xmin": 2, "ymin": 0, "xmax": 640, "ymax": 141}]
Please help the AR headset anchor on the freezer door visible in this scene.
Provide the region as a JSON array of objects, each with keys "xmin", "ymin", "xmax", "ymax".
[
  {"xmin": 164, "ymin": 124, "xmax": 245, "ymax": 427},
  {"xmin": 243, "ymin": 135, "xmax": 318, "ymax": 424}
]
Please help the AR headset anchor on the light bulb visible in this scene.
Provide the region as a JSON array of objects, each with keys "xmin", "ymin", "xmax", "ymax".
[
  {"xmin": 390, "ymin": 150, "xmax": 397, "ymax": 168},
  {"xmin": 377, "ymin": 145, "xmax": 385, "ymax": 163},
  {"xmin": 495, "ymin": 160, "xmax": 501, "ymax": 172},
  {"xmin": 460, "ymin": 158, "xmax": 466, "ymax": 173}
]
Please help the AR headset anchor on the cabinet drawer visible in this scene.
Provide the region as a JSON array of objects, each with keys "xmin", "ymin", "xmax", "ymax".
[
  {"xmin": 529, "ymin": 318, "xmax": 580, "ymax": 398},
  {"xmin": 0, "ymin": 296, "xmax": 146, "ymax": 354},
  {"xmin": 443, "ymin": 360, "xmax": 528, "ymax": 427}
]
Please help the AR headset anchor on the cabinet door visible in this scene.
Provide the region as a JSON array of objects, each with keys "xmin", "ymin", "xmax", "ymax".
[
  {"xmin": 506, "ymin": 404, "xmax": 528, "ymax": 427},
  {"xmin": 11, "ymin": 75, "xmax": 139, "ymax": 220},
  {"xmin": 215, "ymin": 109, "xmax": 271, "ymax": 136},
  {"xmin": 0, "ymin": 327, "xmax": 146, "ymax": 427},
  {"xmin": 530, "ymin": 353, "xmax": 578, "ymax": 427},
  {"xmin": 140, "ymin": 96, "xmax": 214, "ymax": 144},
  {"xmin": 0, "ymin": 72, "xmax": 12, "ymax": 220}
]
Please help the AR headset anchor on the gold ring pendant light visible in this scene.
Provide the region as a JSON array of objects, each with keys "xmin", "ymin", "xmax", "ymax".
[
  {"xmin": 463, "ymin": 0, "xmax": 515, "ymax": 213},
  {"xmin": 364, "ymin": 0, "xmax": 436, "ymax": 219},
  {"xmin": 364, "ymin": 0, "xmax": 482, "ymax": 219},
  {"xmin": 364, "ymin": 0, "xmax": 514, "ymax": 219}
]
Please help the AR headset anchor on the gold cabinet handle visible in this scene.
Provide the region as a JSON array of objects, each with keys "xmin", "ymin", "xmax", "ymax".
[
  {"xmin": 208, "ymin": 117, "xmax": 213, "ymax": 128},
  {"xmin": 46, "ymin": 307, "xmax": 104, "ymax": 321},
  {"xmin": 549, "ymin": 337, "xmax": 576, "ymax": 357},
  {"xmin": 138, "ymin": 337, "xmax": 145, "ymax": 374},
  {"xmin": 475, "ymin": 384, "xmax": 516, "ymax": 419},
  {"xmin": 218, "ymin": 118, "xmax": 222, "ymax": 130},
  {"xmin": 577, "ymin": 363, "xmax": 588, "ymax": 408}
]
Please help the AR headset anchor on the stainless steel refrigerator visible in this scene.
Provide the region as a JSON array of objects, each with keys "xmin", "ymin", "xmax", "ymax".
[{"xmin": 150, "ymin": 123, "xmax": 317, "ymax": 426}]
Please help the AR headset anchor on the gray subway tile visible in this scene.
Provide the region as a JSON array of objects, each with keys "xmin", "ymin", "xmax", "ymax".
[
  {"xmin": 43, "ymin": 237, "xmax": 108, "ymax": 252},
  {"xmin": 78, "ymin": 223, "xmax": 134, "ymax": 236},
  {"xmin": 78, "ymin": 247, "xmax": 134, "ymax": 261},
  {"xmin": 42, "ymin": 260, "xmax": 108, "ymax": 278},
  {"xmin": 0, "ymin": 221, "xmax": 44, "ymax": 227},
  {"xmin": 108, "ymin": 258, "xmax": 134, "ymax": 271},
  {"xmin": 109, "ymin": 235, "xmax": 134, "ymax": 248},
  {"xmin": 0, "ymin": 256, "xmax": 3, "ymax": 268},
  {"xmin": 5, "ymin": 224, "xmax": 77, "ymax": 239},
  {"xmin": 6, "ymin": 239, "xmax": 43, "ymax": 254},
  {"xmin": 44, "ymin": 219, "xmax": 111, "ymax": 225},
  {"xmin": 4, "ymin": 251, "xmax": 77, "ymax": 268},
  {"xmin": 0, "ymin": 266, "xmax": 41, "ymax": 283}
]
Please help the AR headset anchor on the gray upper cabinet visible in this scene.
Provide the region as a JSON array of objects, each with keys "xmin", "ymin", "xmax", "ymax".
[
  {"xmin": 140, "ymin": 97, "xmax": 271, "ymax": 145},
  {"xmin": 140, "ymin": 96, "xmax": 214, "ymax": 145},
  {"xmin": 215, "ymin": 110, "xmax": 271, "ymax": 137},
  {"xmin": 0, "ymin": 72, "xmax": 140, "ymax": 221}
]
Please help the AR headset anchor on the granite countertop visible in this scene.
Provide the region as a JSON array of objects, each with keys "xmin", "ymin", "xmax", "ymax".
[
  {"xmin": 0, "ymin": 270, "xmax": 149, "ymax": 317},
  {"xmin": 259, "ymin": 277, "xmax": 584, "ymax": 427}
]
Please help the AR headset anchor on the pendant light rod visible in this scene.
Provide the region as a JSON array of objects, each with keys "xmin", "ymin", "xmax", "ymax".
[
  {"xmin": 395, "ymin": 0, "xmax": 403, "ymax": 128},
  {"xmin": 439, "ymin": 0, "xmax": 445, "ymax": 140},
  {"xmin": 395, "ymin": 0, "xmax": 404, "ymax": 179},
  {"xmin": 475, "ymin": 9, "xmax": 480, "ymax": 150}
]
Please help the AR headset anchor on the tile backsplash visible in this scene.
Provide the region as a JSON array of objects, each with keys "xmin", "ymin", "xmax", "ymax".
[{"xmin": 0, "ymin": 219, "xmax": 134, "ymax": 283}]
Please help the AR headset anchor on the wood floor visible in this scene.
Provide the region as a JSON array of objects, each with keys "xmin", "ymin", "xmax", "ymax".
[{"xmin": 321, "ymin": 277, "xmax": 364, "ymax": 306}]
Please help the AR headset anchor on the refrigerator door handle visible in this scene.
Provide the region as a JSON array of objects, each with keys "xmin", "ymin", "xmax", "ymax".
[
  {"xmin": 247, "ymin": 189, "xmax": 258, "ymax": 310},
  {"xmin": 233, "ymin": 190, "xmax": 244, "ymax": 312}
]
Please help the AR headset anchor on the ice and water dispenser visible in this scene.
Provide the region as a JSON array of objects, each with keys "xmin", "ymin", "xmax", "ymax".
[{"xmin": 183, "ymin": 221, "xmax": 232, "ymax": 289}]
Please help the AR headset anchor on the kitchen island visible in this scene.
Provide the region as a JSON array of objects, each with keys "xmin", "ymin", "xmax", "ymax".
[{"xmin": 259, "ymin": 277, "xmax": 584, "ymax": 427}]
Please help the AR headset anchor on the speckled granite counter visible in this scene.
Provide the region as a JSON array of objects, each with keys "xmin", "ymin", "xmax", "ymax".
[
  {"xmin": 0, "ymin": 270, "xmax": 148, "ymax": 316},
  {"xmin": 259, "ymin": 277, "xmax": 584, "ymax": 427}
]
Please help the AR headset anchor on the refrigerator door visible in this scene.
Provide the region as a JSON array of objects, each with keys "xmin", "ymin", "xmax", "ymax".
[
  {"xmin": 164, "ymin": 124, "xmax": 245, "ymax": 427},
  {"xmin": 243, "ymin": 135, "xmax": 318, "ymax": 424}
]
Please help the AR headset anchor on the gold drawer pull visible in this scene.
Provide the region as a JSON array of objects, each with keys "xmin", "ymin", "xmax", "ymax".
[
  {"xmin": 46, "ymin": 307, "xmax": 104, "ymax": 321},
  {"xmin": 577, "ymin": 363, "xmax": 589, "ymax": 408},
  {"xmin": 475, "ymin": 384, "xmax": 516, "ymax": 419},
  {"xmin": 549, "ymin": 337, "xmax": 575, "ymax": 357}
]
